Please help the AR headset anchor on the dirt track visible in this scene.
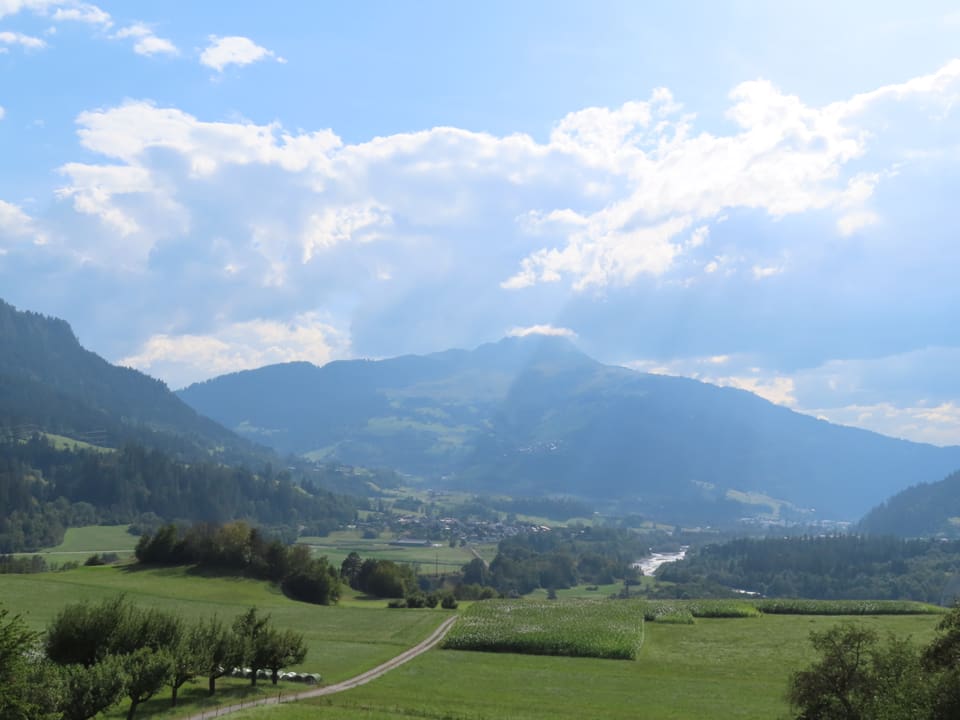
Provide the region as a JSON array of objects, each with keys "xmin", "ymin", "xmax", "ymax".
[{"xmin": 182, "ymin": 614, "xmax": 458, "ymax": 719}]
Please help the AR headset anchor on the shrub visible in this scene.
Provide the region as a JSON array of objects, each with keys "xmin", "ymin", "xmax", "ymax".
[{"xmin": 441, "ymin": 594, "xmax": 459, "ymax": 610}]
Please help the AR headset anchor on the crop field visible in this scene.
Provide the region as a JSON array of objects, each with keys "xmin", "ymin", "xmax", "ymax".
[
  {"xmin": 442, "ymin": 599, "xmax": 644, "ymax": 659},
  {"xmin": 299, "ymin": 528, "xmax": 498, "ymax": 569},
  {"xmin": 232, "ymin": 612, "xmax": 944, "ymax": 720}
]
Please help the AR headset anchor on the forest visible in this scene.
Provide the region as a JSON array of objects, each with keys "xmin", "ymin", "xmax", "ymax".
[
  {"xmin": 659, "ymin": 535, "xmax": 960, "ymax": 603},
  {"xmin": 0, "ymin": 435, "xmax": 358, "ymax": 553}
]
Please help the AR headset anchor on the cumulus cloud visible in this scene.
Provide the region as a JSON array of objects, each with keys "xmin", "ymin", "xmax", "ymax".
[
  {"xmin": 7, "ymin": 58, "xmax": 960, "ymax": 390},
  {"xmin": 0, "ymin": 199, "xmax": 46, "ymax": 245},
  {"xmin": 625, "ymin": 347, "xmax": 960, "ymax": 446},
  {"xmin": 0, "ymin": 30, "xmax": 46, "ymax": 49},
  {"xmin": 114, "ymin": 23, "xmax": 177, "ymax": 56},
  {"xmin": 50, "ymin": 2, "xmax": 110, "ymax": 27},
  {"xmin": 200, "ymin": 35, "xmax": 281, "ymax": 72},
  {"xmin": 118, "ymin": 313, "xmax": 349, "ymax": 388},
  {"xmin": 507, "ymin": 324, "xmax": 577, "ymax": 339}
]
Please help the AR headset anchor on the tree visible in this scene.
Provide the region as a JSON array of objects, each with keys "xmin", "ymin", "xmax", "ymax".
[
  {"xmin": 165, "ymin": 618, "xmax": 194, "ymax": 708},
  {"xmin": 341, "ymin": 551, "xmax": 362, "ymax": 587},
  {"xmin": 45, "ymin": 595, "xmax": 130, "ymax": 667},
  {"xmin": 0, "ymin": 606, "xmax": 62, "ymax": 720},
  {"xmin": 232, "ymin": 608, "xmax": 271, "ymax": 686},
  {"xmin": 788, "ymin": 623, "xmax": 880, "ymax": 719},
  {"xmin": 190, "ymin": 616, "xmax": 238, "ymax": 697},
  {"xmin": 282, "ymin": 557, "xmax": 341, "ymax": 605},
  {"xmin": 262, "ymin": 628, "xmax": 307, "ymax": 685},
  {"xmin": 124, "ymin": 647, "xmax": 172, "ymax": 720},
  {"xmin": 788, "ymin": 622, "xmax": 929, "ymax": 720},
  {"xmin": 58, "ymin": 656, "xmax": 127, "ymax": 720}
]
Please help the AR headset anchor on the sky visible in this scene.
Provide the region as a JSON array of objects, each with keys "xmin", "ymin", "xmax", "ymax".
[{"xmin": 2, "ymin": 1, "xmax": 960, "ymax": 446}]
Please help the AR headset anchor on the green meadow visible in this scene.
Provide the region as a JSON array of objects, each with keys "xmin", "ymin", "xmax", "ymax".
[
  {"xmin": 0, "ymin": 556, "xmax": 947, "ymax": 719},
  {"xmin": 299, "ymin": 528, "xmax": 498, "ymax": 568},
  {"xmin": 0, "ymin": 565, "xmax": 448, "ymax": 685},
  {"xmin": 231, "ymin": 612, "xmax": 943, "ymax": 720},
  {"xmin": 15, "ymin": 524, "xmax": 139, "ymax": 564}
]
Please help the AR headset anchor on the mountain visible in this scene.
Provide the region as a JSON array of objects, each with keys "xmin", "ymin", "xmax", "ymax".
[
  {"xmin": 0, "ymin": 298, "xmax": 266, "ymax": 464},
  {"xmin": 859, "ymin": 470, "xmax": 960, "ymax": 537},
  {"xmin": 179, "ymin": 335, "xmax": 960, "ymax": 522}
]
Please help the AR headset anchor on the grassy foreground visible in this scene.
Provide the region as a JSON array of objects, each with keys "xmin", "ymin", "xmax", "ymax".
[
  {"xmin": 0, "ymin": 565, "xmax": 449, "ymax": 686},
  {"xmin": 229, "ymin": 613, "xmax": 942, "ymax": 720}
]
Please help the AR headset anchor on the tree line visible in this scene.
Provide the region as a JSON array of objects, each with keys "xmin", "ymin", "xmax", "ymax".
[
  {"xmin": 658, "ymin": 535, "xmax": 960, "ymax": 603},
  {"xmin": 0, "ymin": 435, "xmax": 358, "ymax": 553},
  {"xmin": 0, "ymin": 596, "xmax": 306, "ymax": 720},
  {"xmin": 136, "ymin": 520, "xmax": 342, "ymax": 606},
  {"xmin": 485, "ymin": 526, "xmax": 649, "ymax": 595}
]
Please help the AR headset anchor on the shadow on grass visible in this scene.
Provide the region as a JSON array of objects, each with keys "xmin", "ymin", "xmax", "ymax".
[{"xmin": 109, "ymin": 676, "xmax": 301, "ymax": 720}]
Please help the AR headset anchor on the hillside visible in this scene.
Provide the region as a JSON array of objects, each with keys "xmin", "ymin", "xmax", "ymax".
[
  {"xmin": 0, "ymin": 298, "xmax": 267, "ymax": 464},
  {"xmin": 179, "ymin": 336, "xmax": 960, "ymax": 522},
  {"xmin": 859, "ymin": 469, "xmax": 960, "ymax": 537}
]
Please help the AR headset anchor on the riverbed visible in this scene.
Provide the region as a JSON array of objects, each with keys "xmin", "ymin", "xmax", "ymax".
[{"xmin": 633, "ymin": 546, "xmax": 687, "ymax": 576}]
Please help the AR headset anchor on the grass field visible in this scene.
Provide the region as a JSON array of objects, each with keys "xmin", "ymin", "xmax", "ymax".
[
  {"xmin": 0, "ymin": 565, "xmax": 449, "ymax": 685},
  {"xmin": 16, "ymin": 524, "xmax": 139, "ymax": 564},
  {"xmin": 230, "ymin": 612, "xmax": 944, "ymax": 720},
  {"xmin": 299, "ymin": 528, "xmax": 498, "ymax": 569}
]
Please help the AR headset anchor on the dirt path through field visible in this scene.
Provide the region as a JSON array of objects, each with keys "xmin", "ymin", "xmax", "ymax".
[{"xmin": 181, "ymin": 614, "xmax": 458, "ymax": 719}]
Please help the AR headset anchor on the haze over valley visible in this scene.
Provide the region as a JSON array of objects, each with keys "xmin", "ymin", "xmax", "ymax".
[{"xmin": 3, "ymin": 3, "xmax": 960, "ymax": 719}]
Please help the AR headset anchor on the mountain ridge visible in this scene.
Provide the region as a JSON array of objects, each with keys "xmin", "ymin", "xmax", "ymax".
[
  {"xmin": 0, "ymin": 298, "xmax": 268, "ymax": 464},
  {"xmin": 179, "ymin": 335, "xmax": 960, "ymax": 522}
]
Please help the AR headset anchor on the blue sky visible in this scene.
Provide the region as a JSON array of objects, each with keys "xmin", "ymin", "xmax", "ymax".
[{"xmin": 2, "ymin": 1, "xmax": 960, "ymax": 445}]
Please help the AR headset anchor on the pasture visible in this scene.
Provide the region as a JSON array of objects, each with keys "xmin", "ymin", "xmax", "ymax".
[
  {"xmin": 299, "ymin": 528, "xmax": 498, "ymax": 569},
  {"xmin": 16, "ymin": 523, "xmax": 138, "ymax": 564},
  {"xmin": 232, "ymin": 611, "xmax": 944, "ymax": 720},
  {"xmin": 0, "ymin": 565, "xmax": 449, "ymax": 685}
]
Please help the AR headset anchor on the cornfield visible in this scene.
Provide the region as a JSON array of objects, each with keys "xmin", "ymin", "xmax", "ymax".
[{"xmin": 442, "ymin": 599, "xmax": 644, "ymax": 660}]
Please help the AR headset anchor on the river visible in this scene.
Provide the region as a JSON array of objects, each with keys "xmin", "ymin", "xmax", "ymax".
[{"xmin": 633, "ymin": 546, "xmax": 687, "ymax": 576}]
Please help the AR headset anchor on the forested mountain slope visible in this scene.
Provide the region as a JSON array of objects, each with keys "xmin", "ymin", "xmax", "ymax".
[
  {"xmin": 180, "ymin": 336, "xmax": 960, "ymax": 522},
  {"xmin": 860, "ymin": 469, "xmax": 960, "ymax": 537},
  {"xmin": 0, "ymin": 298, "xmax": 266, "ymax": 464}
]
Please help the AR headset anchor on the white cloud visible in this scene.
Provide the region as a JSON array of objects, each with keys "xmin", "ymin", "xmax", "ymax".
[
  {"xmin": 114, "ymin": 23, "xmax": 177, "ymax": 56},
  {"xmin": 0, "ymin": 30, "xmax": 46, "ymax": 49},
  {"xmin": 50, "ymin": 2, "xmax": 110, "ymax": 27},
  {"xmin": 0, "ymin": 199, "xmax": 46, "ymax": 245},
  {"xmin": 200, "ymin": 35, "xmax": 279, "ymax": 72},
  {"xmin": 751, "ymin": 264, "xmax": 783, "ymax": 279},
  {"xmin": 624, "ymin": 347, "xmax": 960, "ymax": 446},
  {"xmin": 0, "ymin": 105, "xmax": 4, "ymax": 120},
  {"xmin": 810, "ymin": 402, "xmax": 960, "ymax": 447},
  {"xmin": 13, "ymin": 57, "xmax": 950, "ymax": 308},
  {"xmin": 713, "ymin": 375, "xmax": 797, "ymax": 406},
  {"xmin": 507, "ymin": 324, "xmax": 577, "ymax": 339},
  {"xmin": 132, "ymin": 35, "xmax": 176, "ymax": 56},
  {"xmin": 0, "ymin": 0, "xmax": 57, "ymax": 19},
  {"xmin": 301, "ymin": 203, "xmax": 392, "ymax": 262},
  {"xmin": 118, "ymin": 313, "xmax": 349, "ymax": 388}
]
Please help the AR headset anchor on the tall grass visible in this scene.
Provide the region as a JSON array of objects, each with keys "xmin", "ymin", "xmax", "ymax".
[{"xmin": 442, "ymin": 599, "xmax": 644, "ymax": 660}]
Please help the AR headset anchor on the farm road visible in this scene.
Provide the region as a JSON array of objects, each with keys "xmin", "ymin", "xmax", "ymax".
[{"xmin": 181, "ymin": 614, "xmax": 458, "ymax": 719}]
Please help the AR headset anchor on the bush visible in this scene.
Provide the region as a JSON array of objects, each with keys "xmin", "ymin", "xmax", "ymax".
[
  {"xmin": 441, "ymin": 594, "xmax": 459, "ymax": 610},
  {"xmin": 387, "ymin": 599, "xmax": 407, "ymax": 609},
  {"xmin": 405, "ymin": 593, "xmax": 427, "ymax": 609},
  {"xmin": 425, "ymin": 592, "xmax": 440, "ymax": 608}
]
